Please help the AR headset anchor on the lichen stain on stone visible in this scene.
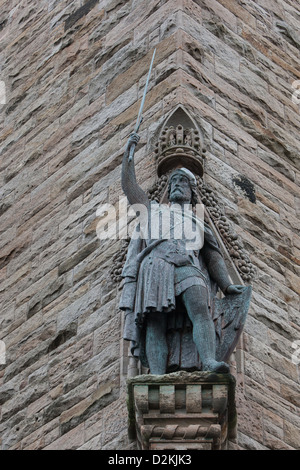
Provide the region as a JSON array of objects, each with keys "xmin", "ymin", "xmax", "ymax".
[{"xmin": 232, "ymin": 175, "xmax": 256, "ymax": 204}]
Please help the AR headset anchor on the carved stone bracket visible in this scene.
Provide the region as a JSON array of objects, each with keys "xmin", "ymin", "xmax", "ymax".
[{"xmin": 127, "ymin": 371, "xmax": 237, "ymax": 450}]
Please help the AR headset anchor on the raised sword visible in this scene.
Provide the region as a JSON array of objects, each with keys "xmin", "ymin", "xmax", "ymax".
[{"xmin": 128, "ymin": 48, "xmax": 156, "ymax": 161}]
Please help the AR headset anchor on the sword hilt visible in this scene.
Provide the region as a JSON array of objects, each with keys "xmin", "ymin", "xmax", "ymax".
[
  {"xmin": 128, "ymin": 142, "xmax": 136, "ymax": 162},
  {"xmin": 128, "ymin": 118, "xmax": 143, "ymax": 162}
]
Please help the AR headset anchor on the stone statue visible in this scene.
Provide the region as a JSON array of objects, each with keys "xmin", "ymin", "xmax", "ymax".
[{"xmin": 120, "ymin": 133, "xmax": 251, "ymax": 375}]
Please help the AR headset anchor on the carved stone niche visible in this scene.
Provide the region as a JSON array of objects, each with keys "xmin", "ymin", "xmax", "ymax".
[
  {"xmin": 154, "ymin": 105, "xmax": 206, "ymax": 177},
  {"xmin": 127, "ymin": 371, "xmax": 237, "ymax": 451}
]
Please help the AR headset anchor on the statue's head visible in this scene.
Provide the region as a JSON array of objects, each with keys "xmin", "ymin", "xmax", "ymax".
[{"xmin": 167, "ymin": 168, "xmax": 198, "ymax": 206}]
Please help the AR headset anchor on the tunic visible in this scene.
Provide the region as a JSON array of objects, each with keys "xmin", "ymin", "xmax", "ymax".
[
  {"xmin": 119, "ymin": 202, "xmax": 220, "ymax": 358},
  {"xmin": 126, "ymin": 203, "xmax": 207, "ymax": 317}
]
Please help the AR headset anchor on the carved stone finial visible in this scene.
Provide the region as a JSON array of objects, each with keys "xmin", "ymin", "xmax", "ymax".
[{"xmin": 154, "ymin": 125, "xmax": 205, "ymax": 177}]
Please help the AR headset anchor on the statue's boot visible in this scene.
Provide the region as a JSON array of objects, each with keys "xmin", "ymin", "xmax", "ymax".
[{"xmin": 202, "ymin": 359, "xmax": 230, "ymax": 374}]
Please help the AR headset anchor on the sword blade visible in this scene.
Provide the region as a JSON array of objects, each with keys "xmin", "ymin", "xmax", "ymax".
[
  {"xmin": 128, "ymin": 48, "xmax": 156, "ymax": 161},
  {"xmin": 135, "ymin": 48, "xmax": 156, "ymax": 132}
]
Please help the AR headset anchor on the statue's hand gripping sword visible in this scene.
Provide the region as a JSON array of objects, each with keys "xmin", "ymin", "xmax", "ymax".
[{"xmin": 128, "ymin": 48, "xmax": 156, "ymax": 162}]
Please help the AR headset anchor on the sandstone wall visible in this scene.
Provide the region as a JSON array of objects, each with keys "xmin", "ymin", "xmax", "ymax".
[{"xmin": 0, "ymin": 0, "xmax": 299, "ymax": 450}]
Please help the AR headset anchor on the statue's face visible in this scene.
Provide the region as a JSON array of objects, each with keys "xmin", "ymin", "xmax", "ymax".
[{"xmin": 169, "ymin": 173, "xmax": 192, "ymax": 204}]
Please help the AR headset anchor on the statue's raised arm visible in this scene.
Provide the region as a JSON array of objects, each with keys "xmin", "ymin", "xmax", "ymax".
[{"xmin": 121, "ymin": 133, "xmax": 150, "ymax": 210}]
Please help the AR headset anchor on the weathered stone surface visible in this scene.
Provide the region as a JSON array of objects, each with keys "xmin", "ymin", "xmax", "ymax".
[
  {"xmin": 0, "ymin": 0, "xmax": 299, "ymax": 451},
  {"xmin": 43, "ymin": 423, "xmax": 85, "ymax": 450}
]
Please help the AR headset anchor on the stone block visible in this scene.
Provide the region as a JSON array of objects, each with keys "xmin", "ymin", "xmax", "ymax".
[
  {"xmin": 134, "ymin": 2, "xmax": 180, "ymax": 43},
  {"xmin": 241, "ymin": 24, "xmax": 299, "ymax": 77},
  {"xmin": 106, "ymin": 33, "xmax": 180, "ymax": 104},
  {"xmin": 55, "ymin": 284, "xmax": 99, "ymax": 331},
  {"xmin": 217, "ymin": 0, "xmax": 257, "ymax": 29},
  {"xmin": 263, "ymin": 432, "xmax": 295, "ymax": 450},
  {"xmin": 105, "ymin": 0, "xmax": 161, "ymax": 48},
  {"xmin": 181, "ymin": 86, "xmax": 258, "ymax": 151},
  {"xmin": 21, "ymin": 418, "xmax": 60, "ymax": 450},
  {"xmin": 44, "ymin": 423, "xmax": 85, "ymax": 450},
  {"xmin": 101, "ymin": 393, "xmax": 131, "ymax": 446},
  {"xmin": 283, "ymin": 420, "xmax": 300, "ymax": 449},
  {"xmin": 93, "ymin": 315, "xmax": 121, "ymax": 357},
  {"xmin": 237, "ymin": 431, "xmax": 268, "ymax": 450}
]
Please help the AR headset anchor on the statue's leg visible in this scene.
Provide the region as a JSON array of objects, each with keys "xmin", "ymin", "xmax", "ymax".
[
  {"xmin": 181, "ymin": 286, "xmax": 229, "ymax": 373},
  {"xmin": 145, "ymin": 311, "xmax": 168, "ymax": 375}
]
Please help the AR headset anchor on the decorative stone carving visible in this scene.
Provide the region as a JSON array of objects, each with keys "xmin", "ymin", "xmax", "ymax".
[
  {"xmin": 127, "ymin": 371, "xmax": 237, "ymax": 450},
  {"xmin": 110, "ymin": 239, "xmax": 130, "ymax": 283},
  {"xmin": 154, "ymin": 125, "xmax": 205, "ymax": 177}
]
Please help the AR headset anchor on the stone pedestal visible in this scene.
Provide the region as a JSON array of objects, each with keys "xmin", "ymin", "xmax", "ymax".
[{"xmin": 127, "ymin": 371, "xmax": 237, "ymax": 450}]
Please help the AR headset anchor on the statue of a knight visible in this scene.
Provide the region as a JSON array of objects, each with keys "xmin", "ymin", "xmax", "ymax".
[{"xmin": 119, "ymin": 133, "xmax": 251, "ymax": 375}]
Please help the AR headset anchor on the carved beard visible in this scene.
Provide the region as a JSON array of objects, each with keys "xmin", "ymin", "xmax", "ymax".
[{"xmin": 169, "ymin": 186, "xmax": 192, "ymax": 204}]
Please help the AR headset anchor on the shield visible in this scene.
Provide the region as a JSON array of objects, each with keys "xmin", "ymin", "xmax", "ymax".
[{"xmin": 213, "ymin": 285, "xmax": 252, "ymax": 362}]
